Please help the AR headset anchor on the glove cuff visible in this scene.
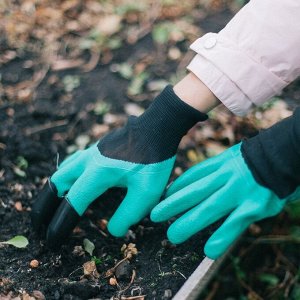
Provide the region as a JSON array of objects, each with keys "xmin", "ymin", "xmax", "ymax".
[
  {"xmin": 241, "ymin": 108, "xmax": 300, "ymax": 199},
  {"xmin": 98, "ymin": 85, "xmax": 208, "ymax": 164}
]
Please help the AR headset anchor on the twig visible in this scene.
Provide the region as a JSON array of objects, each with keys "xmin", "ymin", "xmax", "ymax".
[
  {"xmin": 175, "ymin": 270, "xmax": 187, "ymax": 280},
  {"xmin": 238, "ymin": 277, "xmax": 264, "ymax": 300},
  {"xmin": 24, "ymin": 120, "xmax": 68, "ymax": 136},
  {"xmin": 82, "ymin": 51, "xmax": 100, "ymax": 72},
  {"xmin": 118, "ymin": 269, "xmax": 136, "ymax": 295},
  {"xmin": 121, "ymin": 295, "xmax": 145, "ymax": 300},
  {"xmin": 68, "ymin": 266, "xmax": 83, "ymax": 279},
  {"xmin": 254, "ymin": 235, "xmax": 300, "ymax": 244},
  {"xmin": 204, "ymin": 281, "xmax": 219, "ymax": 300},
  {"xmin": 105, "ymin": 257, "xmax": 129, "ymax": 278}
]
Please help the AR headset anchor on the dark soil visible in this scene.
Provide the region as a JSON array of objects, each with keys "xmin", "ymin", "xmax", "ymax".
[
  {"xmin": 0, "ymin": 32, "xmax": 221, "ymax": 299},
  {"xmin": 1, "ymin": 3, "xmax": 300, "ymax": 299}
]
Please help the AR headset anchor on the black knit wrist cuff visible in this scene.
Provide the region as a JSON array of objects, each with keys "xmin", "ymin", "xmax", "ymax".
[
  {"xmin": 98, "ymin": 85, "xmax": 208, "ymax": 164},
  {"xmin": 241, "ymin": 109, "xmax": 300, "ymax": 199},
  {"xmin": 137, "ymin": 84, "xmax": 208, "ymax": 137}
]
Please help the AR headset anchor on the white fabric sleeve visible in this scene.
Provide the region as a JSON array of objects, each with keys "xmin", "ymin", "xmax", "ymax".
[{"xmin": 187, "ymin": 0, "xmax": 300, "ymax": 116}]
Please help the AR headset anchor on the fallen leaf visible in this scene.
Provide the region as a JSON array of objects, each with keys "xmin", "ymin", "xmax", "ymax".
[
  {"xmin": 1, "ymin": 236, "xmax": 29, "ymax": 248},
  {"xmin": 96, "ymin": 15, "xmax": 122, "ymax": 36},
  {"xmin": 83, "ymin": 261, "xmax": 100, "ymax": 279},
  {"xmin": 83, "ymin": 238, "xmax": 95, "ymax": 256},
  {"xmin": 121, "ymin": 243, "xmax": 138, "ymax": 259}
]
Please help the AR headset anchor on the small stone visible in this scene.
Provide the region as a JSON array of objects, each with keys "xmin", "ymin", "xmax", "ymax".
[
  {"xmin": 17, "ymin": 88, "xmax": 32, "ymax": 102},
  {"xmin": 73, "ymin": 226, "xmax": 84, "ymax": 234},
  {"xmin": 124, "ymin": 103, "xmax": 144, "ymax": 117},
  {"xmin": 32, "ymin": 290, "xmax": 46, "ymax": 300},
  {"xmin": 249, "ymin": 223, "xmax": 261, "ymax": 236},
  {"xmin": 6, "ymin": 108, "xmax": 15, "ymax": 117},
  {"xmin": 97, "ymin": 219, "xmax": 108, "ymax": 231},
  {"xmin": 72, "ymin": 245, "xmax": 85, "ymax": 257},
  {"xmin": 91, "ymin": 124, "xmax": 109, "ymax": 139},
  {"xmin": 161, "ymin": 239, "xmax": 176, "ymax": 249},
  {"xmin": 174, "ymin": 167, "xmax": 183, "ymax": 176},
  {"xmin": 168, "ymin": 47, "xmax": 181, "ymax": 60},
  {"xmin": 109, "ymin": 277, "xmax": 117, "ymax": 286},
  {"xmin": 83, "ymin": 261, "xmax": 100, "ymax": 279},
  {"xmin": 14, "ymin": 201, "xmax": 23, "ymax": 211},
  {"xmin": 29, "ymin": 259, "xmax": 39, "ymax": 268},
  {"xmin": 75, "ymin": 135, "xmax": 90, "ymax": 150},
  {"xmin": 22, "ymin": 293, "xmax": 35, "ymax": 300},
  {"xmin": 54, "ymin": 290, "xmax": 60, "ymax": 300},
  {"xmin": 164, "ymin": 289, "xmax": 172, "ymax": 298},
  {"xmin": 115, "ymin": 259, "xmax": 131, "ymax": 281}
]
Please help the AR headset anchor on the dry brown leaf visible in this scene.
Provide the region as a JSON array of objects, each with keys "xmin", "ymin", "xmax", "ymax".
[
  {"xmin": 51, "ymin": 59, "xmax": 84, "ymax": 71},
  {"xmin": 83, "ymin": 261, "xmax": 100, "ymax": 279},
  {"xmin": 258, "ymin": 100, "xmax": 292, "ymax": 128},
  {"xmin": 31, "ymin": 291, "xmax": 45, "ymax": 300},
  {"xmin": 121, "ymin": 243, "xmax": 138, "ymax": 259},
  {"xmin": 95, "ymin": 15, "xmax": 121, "ymax": 36},
  {"xmin": 22, "ymin": 292, "xmax": 35, "ymax": 300},
  {"xmin": 121, "ymin": 295, "xmax": 145, "ymax": 300}
]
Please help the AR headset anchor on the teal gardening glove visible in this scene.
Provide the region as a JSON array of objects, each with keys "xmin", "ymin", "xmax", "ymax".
[
  {"xmin": 151, "ymin": 143, "xmax": 300, "ymax": 259},
  {"xmin": 31, "ymin": 85, "xmax": 207, "ymax": 247}
]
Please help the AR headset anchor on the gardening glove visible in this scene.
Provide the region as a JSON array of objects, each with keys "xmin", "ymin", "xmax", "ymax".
[
  {"xmin": 151, "ymin": 142, "xmax": 300, "ymax": 260},
  {"xmin": 31, "ymin": 85, "xmax": 208, "ymax": 247}
]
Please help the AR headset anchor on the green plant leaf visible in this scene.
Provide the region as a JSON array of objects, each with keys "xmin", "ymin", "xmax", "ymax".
[
  {"xmin": 258, "ymin": 273, "xmax": 279, "ymax": 286},
  {"xmin": 152, "ymin": 24, "xmax": 170, "ymax": 44},
  {"xmin": 286, "ymin": 200, "xmax": 300, "ymax": 220},
  {"xmin": 83, "ymin": 238, "xmax": 95, "ymax": 256},
  {"xmin": 2, "ymin": 235, "xmax": 29, "ymax": 248},
  {"xmin": 91, "ymin": 256, "xmax": 103, "ymax": 265},
  {"xmin": 289, "ymin": 226, "xmax": 300, "ymax": 240},
  {"xmin": 127, "ymin": 72, "xmax": 149, "ymax": 96},
  {"xmin": 291, "ymin": 284, "xmax": 300, "ymax": 299}
]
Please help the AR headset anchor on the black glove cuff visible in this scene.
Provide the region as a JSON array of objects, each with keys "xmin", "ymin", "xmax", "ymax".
[
  {"xmin": 137, "ymin": 84, "xmax": 208, "ymax": 137},
  {"xmin": 98, "ymin": 85, "xmax": 208, "ymax": 163},
  {"xmin": 241, "ymin": 108, "xmax": 300, "ymax": 199}
]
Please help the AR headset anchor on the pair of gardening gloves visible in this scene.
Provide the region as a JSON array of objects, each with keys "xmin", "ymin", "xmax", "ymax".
[{"xmin": 31, "ymin": 86, "xmax": 299, "ymax": 259}]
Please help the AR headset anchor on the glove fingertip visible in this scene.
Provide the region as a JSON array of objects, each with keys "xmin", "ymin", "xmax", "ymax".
[
  {"xmin": 150, "ymin": 207, "xmax": 165, "ymax": 222},
  {"xmin": 107, "ymin": 220, "xmax": 128, "ymax": 238},
  {"xmin": 204, "ymin": 239, "xmax": 224, "ymax": 260},
  {"xmin": 167, "ymin": 226, "xmax": 186, "ymax": 245}
]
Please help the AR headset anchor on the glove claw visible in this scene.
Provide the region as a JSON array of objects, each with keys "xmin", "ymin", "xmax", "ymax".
[
  {"xmin": 46, "ymin": 198, "xmax": 80, "ymax": 249},
  {"xmin": 31, "ymin": 179, "xmax": 62, "ymax": 233}
]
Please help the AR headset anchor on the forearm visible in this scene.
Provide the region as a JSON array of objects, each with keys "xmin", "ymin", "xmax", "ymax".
[
  {"xmin": 173, "ymin": 72, "xmax": 220, "ymax": 113},
  {"xmin": 187, "ymin": 0, "xmax": 300, "ymax": 116}
]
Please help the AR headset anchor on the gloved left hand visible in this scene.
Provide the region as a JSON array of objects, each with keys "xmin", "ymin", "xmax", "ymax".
[
  {"xmin": 151, "ymin": 142, "xmax": 300, "ymax": 259},
  {"xmin": 31, "ymin": 85, "xmax": 207, "ymax": 247}
]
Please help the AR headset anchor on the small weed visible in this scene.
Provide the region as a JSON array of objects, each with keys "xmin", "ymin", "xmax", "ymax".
[{"xmin": 91, "ymin": 256, "xmax": 103, "ymax": 265}]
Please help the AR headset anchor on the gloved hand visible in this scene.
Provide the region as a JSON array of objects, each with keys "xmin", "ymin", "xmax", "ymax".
[
  {"xmin": 31, "ymin": 85, "xmax": 207, "ymax": 247},
  {"xmin": 151, "ymin": 142, "xmax": 300, "ymax": 259}
]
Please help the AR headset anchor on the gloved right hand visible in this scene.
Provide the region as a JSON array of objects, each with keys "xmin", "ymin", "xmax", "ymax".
[
  {"xmin": 151, "ymin": 142, "xmax": 300, "ymax": 259},
  {"xmin": 31, "ymin": 85, "xmax": 208, "ymax": 248}
]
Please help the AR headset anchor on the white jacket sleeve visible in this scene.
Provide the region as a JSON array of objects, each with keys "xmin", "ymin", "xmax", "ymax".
[{"xmin": 187, "ymin": 0, "xmax": 300, "ymax": 116}]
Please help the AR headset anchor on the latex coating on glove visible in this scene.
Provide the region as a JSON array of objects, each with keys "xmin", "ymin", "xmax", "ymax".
[
  {"xmin": 151, "ymin": 143, "xmax": 300, "ymax": 259},
  {"xmin": 51, "ymin": 144, "xmax": 175, "ymax": 237}
]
